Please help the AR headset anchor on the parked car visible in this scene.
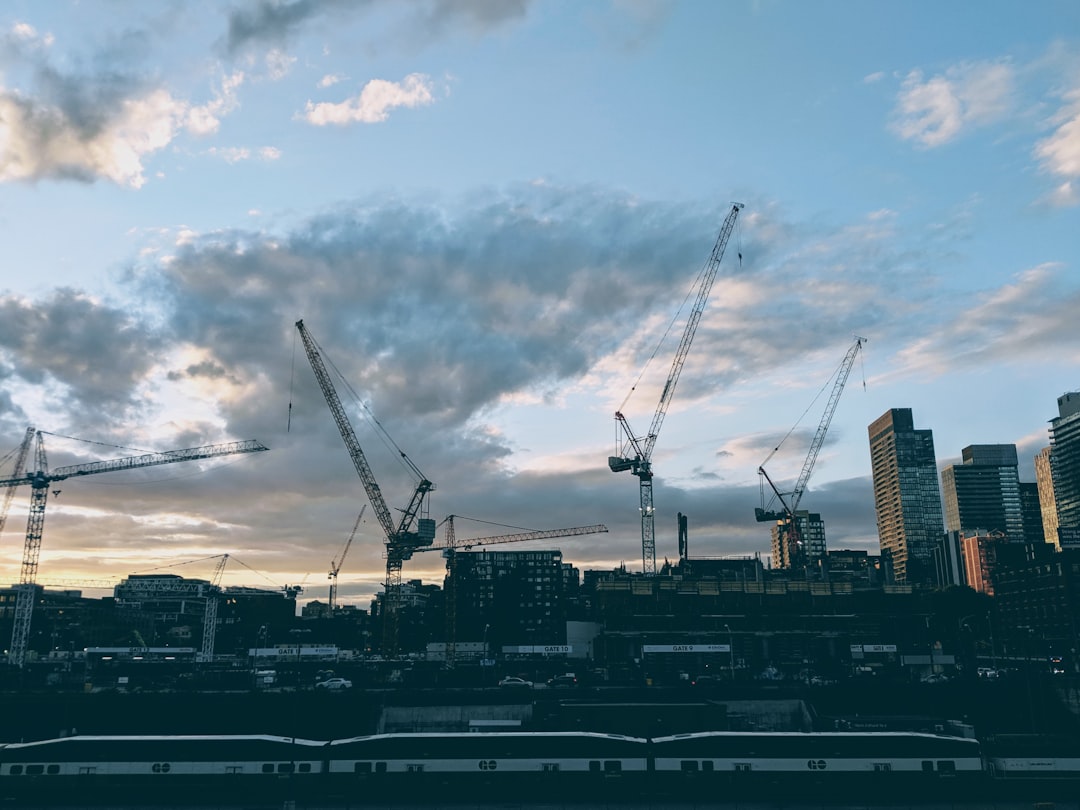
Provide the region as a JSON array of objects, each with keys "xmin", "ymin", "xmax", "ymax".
[
  {"xmin": 315, "ymin": 677, "xmax": 353, "ymax": 690},
  {"xmin": 920, "ymin": 673, "xmax": 949, "ymax": 684},
  {"xmin": 547, "ymin": 674, "xmax": 578, "ymax": 688},
  {"xmin": 498, "ymin": 676, "xmax": 533, "ymax": 689}
]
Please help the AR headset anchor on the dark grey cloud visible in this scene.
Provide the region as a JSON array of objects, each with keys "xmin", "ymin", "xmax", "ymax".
[
  {"xmin": 2, "ymin": 187, "xmax": 1002, "ymax": 596},
  {"xmin": 224, "ymin": 0, "xmax": 530, "ymax": 56},
  {"xmin": 0, "ymin": 289, "xmax": 163, "ymax": 430}
]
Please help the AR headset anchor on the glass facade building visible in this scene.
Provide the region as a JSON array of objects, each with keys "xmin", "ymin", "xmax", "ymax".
[{"xmin": 868, "ymin": 408, "xmax": 943, "ymax": 586}]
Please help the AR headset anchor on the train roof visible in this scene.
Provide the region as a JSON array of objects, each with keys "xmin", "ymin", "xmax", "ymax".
[
  {"xmin": 651, "ymin": 731, "xmax": 979, "ymax": 743},
  {"xmin": 328, "ymin": 731, "xmax": 647, "ymax": 745},
  {"xmin": 1, "ymin": 734, "xmax": 326, "ymax": 749}
]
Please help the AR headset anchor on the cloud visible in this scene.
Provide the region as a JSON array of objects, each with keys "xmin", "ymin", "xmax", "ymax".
[
  {"xmin": 890, "ymin": 61, "xmax": 1014, "ymax": 147},
  {"xmin": 317, "ymin": 73, "xmax": 345, "ymax": 88},
  {"xmin": 0, "ymin": 78, "xmax": 187, "ymax": 187},
  {"xmin": 225, "ymin": 0, "xmax": 531, "ymax": 55},
  {"xmin": 0, "ymin": 35, "xmax": 244, "ymax": 187},
  {"xmin": 302, "ymin": 73, "xmax": 436, "ymax": 125},
  {"xmin": 1034, "ymin": 87, "xmax": 1080, "ymax": 205},
  {"xmin": 205, "ymin": 145, "xmax": 282, "ymax": 163}
]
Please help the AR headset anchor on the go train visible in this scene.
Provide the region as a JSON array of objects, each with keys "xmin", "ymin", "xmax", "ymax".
[{"xmin": 0, "ymin": 729, "xmax": 1072, "ymax": 806}]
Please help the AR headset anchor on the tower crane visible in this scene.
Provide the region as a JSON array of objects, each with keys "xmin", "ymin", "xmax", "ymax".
[
  {"xmin": 0, "ymin": 432, "xmax": 268, "ymax": 666},
  {"xmin": 328, "ymin": 506, "xmax": 366, "ymax": 614},
  {"xmin": 295, "ymin": 319, "xmax": 436, "ymax": 659},
  {"xmin": 414, "ymin": 516, "xmax": 608, "ymax": 668},
  {"xmin": 609, "ymin": 202, "xmax": 743, "ymax": 575},
  {"xmin": 755, "ymin": 336, "xmax": 865, "ymax": 569},
  {"xmin": 0, "ymin": 428, "xmax": 34, "ymax": 539},
  {"xmin": 199, "ymin": 553, "xmax": 230, "ymax": 663}
]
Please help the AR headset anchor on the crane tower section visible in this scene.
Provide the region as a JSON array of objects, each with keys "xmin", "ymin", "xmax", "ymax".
[{"xmin": 609, "ymin": 203, "xmax": 743, "ymax": 575}]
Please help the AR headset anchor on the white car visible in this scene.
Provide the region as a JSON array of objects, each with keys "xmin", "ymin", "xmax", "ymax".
[
  {"xmin": 498, "ymin": 676, "xmax": 533, "ymax": 689},
  {"xmin": 315, "ymin": 677, "xmax": 352, "ymax": 690}
]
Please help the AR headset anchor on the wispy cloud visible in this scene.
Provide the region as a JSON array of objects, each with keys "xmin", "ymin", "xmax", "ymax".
[
  {"xmin": 1034, "ymin": 87, "xmax": 1080, "ymax": 206},
  {"xmin": 302, "ymin": 73, "xmax": 436, "ymax": 125},
  {"xmin": 890, "ymin": 60, "xmax": 1014, "ymax": 147}
]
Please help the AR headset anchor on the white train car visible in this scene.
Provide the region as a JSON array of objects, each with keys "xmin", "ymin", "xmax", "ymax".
[{"xmin": 0, "ymin": 734, "xmax": 325, "ymax": 805}]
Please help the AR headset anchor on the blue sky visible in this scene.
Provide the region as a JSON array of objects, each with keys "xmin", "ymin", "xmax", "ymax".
[{"xmin": 0, "ymin": 1, "xmax": 1077, "ymax": 607}]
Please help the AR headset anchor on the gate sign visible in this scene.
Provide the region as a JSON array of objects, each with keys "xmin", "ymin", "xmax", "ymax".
[
  {"xmin": 502, "ymin": 645, "xmax": 572, "ymax": 655},
  {"xmin": 642, "ymin": 644, "xmax": 731, "ymax": 653}
]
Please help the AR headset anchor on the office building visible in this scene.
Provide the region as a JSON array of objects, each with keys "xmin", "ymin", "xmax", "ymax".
[
  {"xmin": 934, "ymin": 531, "xmax": 967, "ymax": 588},
  {"xmin": 940, "ymin": 444, "xmax": 1024, "ymax": 541},
  {"xmin": 868, "ymin": 408, "xmax": 944, "ymax": 586},
  {"xmin": 1050, "ymin": 392, "xmax": 1080, "ymax": 536},
  {"xmin": 1036, "ymin": 446, "xmax": 1060, "ymax": 548}
]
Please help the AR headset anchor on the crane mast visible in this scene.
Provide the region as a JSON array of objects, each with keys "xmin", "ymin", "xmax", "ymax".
[
  {"xmin": 756, "ymin": 336, "xmax": 865, "ymax": 568},
  {"xmin": 0, "ymin": 434, "xmax": 268, "ymax": 667},
  {"xmin": 328, "ymin": 506, "xmax": 365, "ymax": 613},
  {"xmin": 295, "ymin": 320, "xmax": 435, "ymax": 658},
  {"xmin": 609, "ymin": 202, "xmax": 743, "ymax": 575}
]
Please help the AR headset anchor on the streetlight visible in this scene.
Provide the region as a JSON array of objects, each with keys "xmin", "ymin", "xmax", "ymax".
[{"xmin": 724, "ymin": 624, "xmax": 734, "ymax": 681}]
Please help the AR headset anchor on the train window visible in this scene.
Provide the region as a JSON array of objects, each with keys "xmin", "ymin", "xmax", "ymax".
[
  {"xmin": 603, "ymin": 761, "xmax": 622, "ymax": 773},
  {"xmin": 589, "ymin": 760, "xmax": 601, "ymax": 773},
  {"xmin": 262, "ymin": 763, "xmax": 274, "ymax": 774},
  {"xmin": 375, "ymin": 762, "xmax": 387, "ymax": 774},
  {"xmin": 921, "ymin": 761, "xmax": 934, "ymax": 772},
  {"xmin": 680, "ymin": 761, "xmax": 699, "ymax": 772},
  {"xmin": 873, "ymin": 763, "xmax": 892, "ymax": 772},
  {"xmin": 46, "ymin": 765, "xmax": 59, "ymax": 775},
  {"xmin": 26, "ymin": 765, "xmax": 44, "ymax": 775},
  {"xmin": 702, "ymin": 760, "xmax": 714, "ymax": 772},
  {"xmin": 277, "ymin": 763, "xmax": 294, "ymax": 774},
  {"xmin": 406, "ymin": 764, "xmax": 425, "ymax": 773},
  {"xmin": 78, "ymin": 767, "xmax": 96, "ymax": 776},
  {"xmin": 734, "ymin": 763, "xmax": 752, "ymax": 772},
  {"xmin": 542, "ymin": 763, "xmax": 559, "ymax": 772},
  {"xmin": 355, "ymin": 762, "xmax": 372, "ymax": 774},
  {"xmin": 226, "ymin": 766, "xmax": 242, "ymax": 775},
  {"xmin": 9, "ymin": 766, "xmax": 22, "ymax": 776},
  {"xmin": 299, "ymin": 763, "xmax": 311, "ymax": 773},
  {"xmin": 937, "ymin": 760, "xmax": 956, "ymax": 774}
]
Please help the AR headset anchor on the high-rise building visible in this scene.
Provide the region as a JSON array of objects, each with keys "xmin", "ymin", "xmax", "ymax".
[
  {"xmin": 940, "ymin": 444, "xmax": 1024, "ymax": 541},
  {"xmin": 1019, "ymin": 481, "xmax": 1045, "ymax": 545},
  {"xmin": 1050, "ymin": 392, "xmax": 1080, "ymax": 537},
  {"xmin": 770, "ymin": 511, "xmax": 826, "ymax": 573},
  {"xmin": 1036, "ymin": 446, "xmax": 1060, "ymax": 548},
  {"xmin": 868, "ymin": 408, "xmax": 944, "ymax": 586}
]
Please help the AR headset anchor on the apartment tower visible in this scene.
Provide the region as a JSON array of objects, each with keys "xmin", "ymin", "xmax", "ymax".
[
  {"xmin": 1050, "ymin": 392, "xmax": 1080, "ymax": 541},
  {"xmin": 940, "ymin": 444, "xmax": 1024, "ymax": 541},
  {"xmin": 868, "ymin": 408, "xmax": 944, "ymax": 586}
]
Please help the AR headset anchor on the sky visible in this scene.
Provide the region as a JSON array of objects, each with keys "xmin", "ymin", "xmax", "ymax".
[{"xmin": 0, "ymin": 0, "xmax": 1078, "ymax": 610}]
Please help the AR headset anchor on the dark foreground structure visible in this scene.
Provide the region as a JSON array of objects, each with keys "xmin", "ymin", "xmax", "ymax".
[{"xmin": 1, "ymin": 729, "xmax": 1077, "ymax": 808}]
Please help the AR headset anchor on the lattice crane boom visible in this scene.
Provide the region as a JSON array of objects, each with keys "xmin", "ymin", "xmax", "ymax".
[
  {"xmin": 295, "ymin": 319, "xmax": 435, "ymax": 658},
  {"xmin": 1, "ymin": 434, "xmax": 268, "ymax": 667},
  {"xmin": 328, "ymin": 506, "xmax": 365, "ymax": 613},
  {"xmin": 609, "ymin": 202, "xmax": 743, "ymax": 576}
]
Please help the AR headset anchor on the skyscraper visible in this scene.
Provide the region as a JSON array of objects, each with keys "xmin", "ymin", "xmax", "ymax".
[
  {"xmin": 1035, "ymin": 446, "xmax": 1060, "ymax": 549},
  {"xmin": 1050, "ymin": 392, "xmax": 1080, "ymax": 539},
  {"xmin": 868, "ymin": 408, "xmax": 944, "ymax": 586},
  {"xmin": 940, "ymin": 444, "xmax": 1023, "ymax": 541}
]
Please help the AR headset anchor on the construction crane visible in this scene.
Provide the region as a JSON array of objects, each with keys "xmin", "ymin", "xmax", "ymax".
[
  {"xmin": 0, "ymin": 428, "xmax": 34, "ymax": 539},
  {"xmin": 328, "ymin": 505, "xmax": 366, "ymax": 614},
  {"xmin": 198, "ymin": 554, "xmax": 230, "ymax": 663},
  {"xmin": 609, "ymin": 202, "xmax": 743, "ymax": 575},
  {"xmin": 755, "ymin": 336, "xmax": 866, "ymax": 569},
  {"xmin": 295, "ymin": 319, "xmax": 436, "ymax": 658},
  {"xmin": 414, "ymin": 516, "xmax": 608, "ymax": 668},
  {"xmin": 0, "ymin": 432, "xmax": 268, "ymax": 667}
]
